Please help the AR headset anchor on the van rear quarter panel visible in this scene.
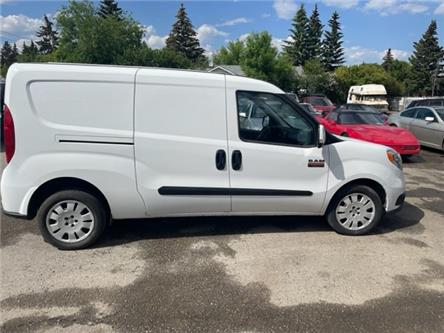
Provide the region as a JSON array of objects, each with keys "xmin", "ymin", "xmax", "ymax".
[{"xmin": 1, "ymin": 64, "xmax": 146, "ymax": 218}]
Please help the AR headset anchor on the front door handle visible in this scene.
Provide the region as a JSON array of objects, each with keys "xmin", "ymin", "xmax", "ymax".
[
  {"xmin": 215, "ymin": 149, "xmax": 226, "ymax": 170},
  {"xmin": 232, "ymin": 150, "xmax": 242, "ymax": 171}
]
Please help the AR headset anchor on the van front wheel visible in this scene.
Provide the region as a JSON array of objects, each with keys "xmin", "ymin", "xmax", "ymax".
[
  {"xmin": 326, "ymin": 185, "xmax": 383, "ymax": 235},
  {"xmin": 37, "ymin": 190, "xmax": 107, "ymax": 250}
]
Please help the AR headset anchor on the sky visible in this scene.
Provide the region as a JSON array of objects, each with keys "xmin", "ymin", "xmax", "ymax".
[{"xmin": 1, "ymin": 0, "xmax": 444, "ymax": 64}]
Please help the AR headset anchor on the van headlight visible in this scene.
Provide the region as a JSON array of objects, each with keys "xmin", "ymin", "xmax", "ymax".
[{"xmin": 386, "ymin": 149, "xmax": 402, "ymax": 170}]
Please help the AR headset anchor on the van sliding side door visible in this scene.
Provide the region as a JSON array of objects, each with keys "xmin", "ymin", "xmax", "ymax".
[{"xmin": 133, "ymin": 69, "xmax": 231, "ymax": 217}]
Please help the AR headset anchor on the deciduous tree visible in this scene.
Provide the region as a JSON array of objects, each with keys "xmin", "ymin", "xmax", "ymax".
[
  {"xmin": 213, "ymin": 40, "xmax": 244, "ymax": 65},
  {"xmin": 241, "ymin": 32, "xmax": 297, "ymax": 92},
  {"xmin": 56, "ymin": 0, "xmax": 142, "ymax": 64}
]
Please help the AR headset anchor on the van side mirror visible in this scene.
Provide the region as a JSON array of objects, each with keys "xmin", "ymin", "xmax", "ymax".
[
  {"xmin": 262, "ymin": 116, "xmax": 270, "ymax": 127},
  {"xmin": 425, "ymin": 116, "xmax": 435, "ymax": 122},
  {"xmin": 318, "ymin": 124, "xmax": 326, "ymax": 147}
]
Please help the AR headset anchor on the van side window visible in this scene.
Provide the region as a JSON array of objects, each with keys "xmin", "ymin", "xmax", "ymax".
[{"xmin": 236, "ymin": 91, "xmax": 316, "ymax": 147}]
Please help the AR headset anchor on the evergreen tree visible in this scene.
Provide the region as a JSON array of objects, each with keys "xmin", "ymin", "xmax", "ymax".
[
  {"xmin": 322, "ymin": 11, "xmax": 345, "ymax": 71},
  {"xmin": 1, "ymin": 41, "xmax": 18, "ymax": 73},
  {"xmin": 307, "ymin": 4, "xmax": 323, "ymax": 60},
  {"xmin": 36, "ymin": 14, "xmax": 58, "ymax": 54},
  {"xmin": 382, "ymin": 48, "xmax": 394, "ymax": 71},
  {"xmin": 284, "ymin": 4, "xmax": 309, "ymax": 66},
  {"xmin": 166, "ymin": 3, "xmax": 205, "ymax": 62},
  {"xmin": 11, "ymin": 43, "xmax": 18, "ymax": 61},
  {"xmin": 409, "ymin": 20, "xmax": 444, "ymax": 96},
  {"xmin": 20, "ymin": 40, "xmax": 39, "ymax": 62},
  {"xmin": 98, "ymin": 0, "xmax": 123, "ymax": 19},
  {"xmin": 1, "ymin": 41, "xmax": 12, "ymax": 68}
]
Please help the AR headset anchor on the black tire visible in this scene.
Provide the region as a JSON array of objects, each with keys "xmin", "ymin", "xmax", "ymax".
[
  {"xmin": 326, "ymin": 185, "xmax": 383, "ymax": 235},
  {"xmin": 37, "ymin": 190, "xmax": 107, "ymax": 250},
  {"xmin": 390, "ymin": 124, "xmax": 397, "ymax": 127}
]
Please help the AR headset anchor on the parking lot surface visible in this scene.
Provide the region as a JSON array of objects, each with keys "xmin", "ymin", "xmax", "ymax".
[{"xmin": 1, "ymin": 149, "xmax": 443, "ymax": 333}]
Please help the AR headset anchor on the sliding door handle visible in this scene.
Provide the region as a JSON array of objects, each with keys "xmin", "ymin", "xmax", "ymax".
[
  {"xmin": 232, "ymin": 150, "xmax": 242, "ymax": 171},
  {"xmin": 215, "ymin": 149, "xmax": 226, "ymax": 170}
]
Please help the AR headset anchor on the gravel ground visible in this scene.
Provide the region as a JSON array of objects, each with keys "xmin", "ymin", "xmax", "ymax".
[{"xmin": 1, "ymin": 148, "xmax": 443, "ymax": 333}]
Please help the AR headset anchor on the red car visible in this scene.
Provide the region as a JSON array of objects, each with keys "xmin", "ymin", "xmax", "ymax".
[
  {"xmin": 302, "ymin": 95, "xmax": 336, "ymax": 116},
  {"xmin": 319, "ymin": 109, "xmax": 420, "ymax": 156}
]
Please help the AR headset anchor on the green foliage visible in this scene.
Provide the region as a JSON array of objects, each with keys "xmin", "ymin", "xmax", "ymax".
[
  {"xmin": 213, "ymin": 40, "xmax": 244, "ymax": 65},
  {"xmin": 18, "ymin": 41, "xmax": 39, "ymax": 62},
  {"xmin": 322, "ymin": 11, "xmax": 345, "ymax": 71},
  {"xmin": 241, "ymin": 32, "xmax": 296, "ymax": 92},
  {"xmin": 334, "ymin": 63, "xmax": 404, "ymax": 102},
  {"xmin": 299, "ymin": 59, "xmax": 334, "ymax": 95},
  {"xmin": 166, "ymin": 3, "xmax": 206, "ymax": 63},
  {"xmin": 307, "ymin": 4, "xmax": 323, "ymax": 60},
  {"xmin": 98, "ymin": 0, "xmax": 123, "ymax": 19},
  {"xmin": 409, "ymin": 20, "xmax": 444, "ymax": 96},
  {"xmin": 121, "ymin": 44, "xmax": 193, "ymax": 69},
  {"xmin": 386, "ymin": 60, "xmax": 413, "ymax": 94},
  {"xmin": 284, "ymin": 4, "xmax": 309, "ymax": 66},
  {"xmin": 36, "ymin": 14, "xmax": 58, "ymax": 54},
  {"xmin": 56, "ymin": 0, "xmax": 143, "ymax": 64}
]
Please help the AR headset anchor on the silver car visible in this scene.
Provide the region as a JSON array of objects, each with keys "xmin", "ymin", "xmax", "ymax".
[{"xmin": 389, "ymin": 106, "xmax": 444, "ymax": 151}]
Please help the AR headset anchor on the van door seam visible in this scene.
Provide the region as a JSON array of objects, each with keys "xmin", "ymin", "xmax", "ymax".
[{"xmin": 132, "ymin": 67, "xmax": 149, "ymax": 216}]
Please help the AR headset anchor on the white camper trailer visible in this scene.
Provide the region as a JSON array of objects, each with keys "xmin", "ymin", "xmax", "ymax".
[{"xmin": 347, "ymin": 84, "xmax": 389, "ymax": 111}]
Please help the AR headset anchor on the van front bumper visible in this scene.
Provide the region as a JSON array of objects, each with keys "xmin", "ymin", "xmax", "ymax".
[
  {"xmin": 387, "ymin": 193, "xmax": 405, "ymax": 214},
  {"xmin": 385, "ymin": 183, "xmax": 406, "ymax": 213}
]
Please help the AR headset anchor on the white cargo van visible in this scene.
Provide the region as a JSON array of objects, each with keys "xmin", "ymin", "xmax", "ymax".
[{"xmin": 1, "ymin": 63, "xmax": 405, "ymax": 249}]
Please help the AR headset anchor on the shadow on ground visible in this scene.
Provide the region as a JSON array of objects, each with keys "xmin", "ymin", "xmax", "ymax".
[{"xmin": 92, "ymin": 202, "xmax": 424, "ymax": 248}]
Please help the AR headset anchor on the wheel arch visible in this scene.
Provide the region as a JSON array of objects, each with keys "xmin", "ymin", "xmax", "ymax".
[
  {"xmin": 27, "ymin": 177, "xmax": 111, "ymax": 220},
  {"xmin": 326, "ymin": 178, "xmax": 387, "ymax": 213}
]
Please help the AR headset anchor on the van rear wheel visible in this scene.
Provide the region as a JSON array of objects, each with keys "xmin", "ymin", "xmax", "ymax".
[
  {"xmin": 37, "ymin": 190, "xmax": 107, "ymax": 250},
  {"xmin": 326, "ymin": 185, "xmax": 383, "ymax": 235}
]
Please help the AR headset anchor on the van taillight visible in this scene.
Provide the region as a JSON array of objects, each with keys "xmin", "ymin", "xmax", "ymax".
[{"xmin": 3, "ymin": 105, "xmax": 15, "ymax": 163}]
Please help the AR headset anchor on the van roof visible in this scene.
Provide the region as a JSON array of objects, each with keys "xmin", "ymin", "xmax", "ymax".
[{"xmin": 8, "ymin": 62, "xmax": 283, "ymax": 94}]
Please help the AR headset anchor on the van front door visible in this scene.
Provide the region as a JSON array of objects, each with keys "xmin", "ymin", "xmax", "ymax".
[
  {"xmin": 227, "ymin": 90, "xmax": 329, "ymax": 214},
  {"xmin": 134, "ymin": 69, "xmax": 230, "ymax": 217}
]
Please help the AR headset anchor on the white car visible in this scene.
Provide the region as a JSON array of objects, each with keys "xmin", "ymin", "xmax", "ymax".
[
  {"xmin": 389, "ymin": 107, "xmax": 444, "ymax": 151},
  {"xmin": 1, "ymin": 63, "xmax": 405, "ymax": 249}
]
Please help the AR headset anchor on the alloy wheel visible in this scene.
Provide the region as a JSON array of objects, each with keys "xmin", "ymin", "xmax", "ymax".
[
  {"xmin": 335, "ymin": 193, "xmax": 376, "ymax": 230},
  {"xmin": 45, "ymin": 200, "xmax": 95, "ymax": 243}
]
